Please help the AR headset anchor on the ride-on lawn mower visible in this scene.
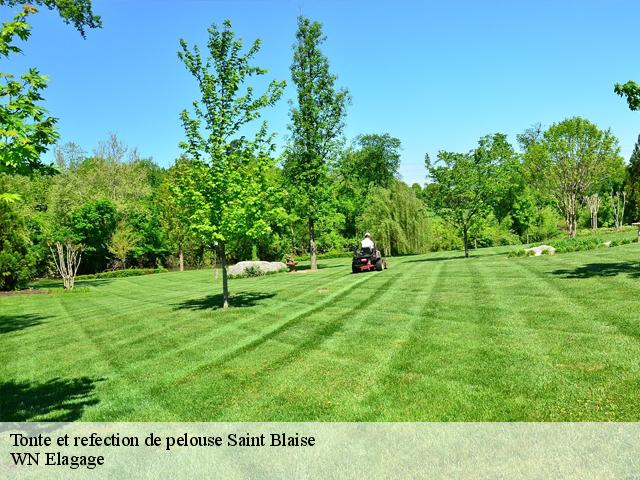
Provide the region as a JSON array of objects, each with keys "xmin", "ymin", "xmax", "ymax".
[{"xmin": 352, "ymin": 247, "xmax": 387, "ymax": 273}]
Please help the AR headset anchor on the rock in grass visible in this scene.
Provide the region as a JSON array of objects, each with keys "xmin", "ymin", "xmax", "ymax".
[
  {"xmin": 228, "ymin": 261, "xmax": 287, "ymax": 276},
  {"xmin": 524, "ymin": 245, "xmax": 556, "ymax": 256}
]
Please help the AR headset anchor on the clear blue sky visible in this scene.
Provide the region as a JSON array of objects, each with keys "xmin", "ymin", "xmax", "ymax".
[{"xmin": 4, "ymin": 0, "xmax": 640, "ymax": 184}]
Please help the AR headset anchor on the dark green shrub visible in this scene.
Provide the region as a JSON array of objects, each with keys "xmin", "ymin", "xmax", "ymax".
[
  {"xmin": 75, "ymin": 267, "xmax": 167, "ymax": 281},
  {"xmin": 243, "ymin": 265, "xmax": 264, "ymax": 277},
  {"xmin": 0, "ymin": 203, "xmax": 36, "ymax": 290}
]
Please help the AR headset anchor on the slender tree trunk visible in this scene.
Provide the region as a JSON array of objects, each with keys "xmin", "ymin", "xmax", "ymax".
[
  {"xmin": 219, "ymin": 242, "xmax": 229, "ymax": 309},
  {"xmin": 178, "ymin": 246, "xmax": 184, "ymax": 272},
  {"xmin": 309, "ymin": 218, "xmax": 317, "ymax": 271},
  {"xmin": 463, "ymin": 225, "xmax": 469, "ymax": 258},
  {"xmin": 290, "ymin": 224, "xmax": 296, "ymax": 255}
]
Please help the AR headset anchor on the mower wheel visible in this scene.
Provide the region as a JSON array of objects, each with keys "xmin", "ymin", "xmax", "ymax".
[
  {"xmin": 375, "ymin": 259, "xmax": 383, "ymax": 271},
  {"xmin": 352, "ymin": 266, "xmax": 359, "ymax": 274}
]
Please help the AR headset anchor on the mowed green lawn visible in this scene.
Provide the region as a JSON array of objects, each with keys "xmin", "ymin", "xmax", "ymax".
[{"xmin": 2, "ymin": 244, "xmax": 640, "ymax": 421}]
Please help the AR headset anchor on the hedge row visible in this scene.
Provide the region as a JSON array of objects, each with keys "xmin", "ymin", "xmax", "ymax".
[
  {"xmin": 75, "ymin": 267, "xmax": 168, "ymax": 280},
  {"xmin": 508, "ymin": 236, "xmax": 636, "ymax": 257}
]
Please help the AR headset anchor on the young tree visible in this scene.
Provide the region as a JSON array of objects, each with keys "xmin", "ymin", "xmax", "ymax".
[
  {"xmin": 425, "ymin": 138, "xmax": 499, "ymax": 257},
  {"xmin": 158, "ymin": 158, "xmax": 192, "ymax": 271},
  {"xmin": 525, "ymin": 117, "xmax": 622, "ymax": 237},
  {"xmin": 175, "ymin": 20, "xmax": 285, "ymax": 308},
  {"xmin": 108, "ymin": 221, "xmax": 139, "ymax": 269},
  {"xmin": 283, "ymin": 16, "xmax": 350, "ymax": 271},
  {"xmin": 50, "ymin": 241, "xmax": 82, "ymax": 289},
  {"xmin": 584, "ymin": 193, "xmax": 601, "ymax": 230},
  {"xmin": 611, "ymin": 190, "xmax": 626, "ymax": 229}
]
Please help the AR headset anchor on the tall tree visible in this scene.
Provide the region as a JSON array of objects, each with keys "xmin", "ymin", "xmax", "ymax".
[
  {"xmin": 283, "ymin": 16, "xmax": 350, "ymax": 271},
  {"xmin": 341, "ymin": 133, "xmax": 401, "ymax": 189},
  {"xmin": 357, "ymin": 180, "xmax": 429, "ymax": 256},
  {"xmin": 0, "ymin": 1, "xmax": 101, "ymax": 198},
  {"xmin": 524, "ymin": 117, "xmax": 622, "ymax": 237},
  {"xmin": 176, "ymin": 20, "xmax": 285, "ymax": 308},
  {"xmin": 626, "ymin": 134, "xmax": 640, "ymax": 223},
  {"xmin": 158, "ymin": 158, "xmax": 192, "ymax": 271}
]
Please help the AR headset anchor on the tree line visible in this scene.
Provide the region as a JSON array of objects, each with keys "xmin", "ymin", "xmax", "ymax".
[{"xmin": 1, "ymin": 3, "xmax": 639, "ymax": 307}]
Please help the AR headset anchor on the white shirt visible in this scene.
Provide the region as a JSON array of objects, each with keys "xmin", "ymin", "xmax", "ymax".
[{"xmin": 361, "ymin": 237, "xmax": 374, "ymax": 249}]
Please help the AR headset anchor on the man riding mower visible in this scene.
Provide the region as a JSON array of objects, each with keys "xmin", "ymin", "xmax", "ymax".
[{"xmin": 352, "ymin": 232, "xmax": 387, "ymax": 273}]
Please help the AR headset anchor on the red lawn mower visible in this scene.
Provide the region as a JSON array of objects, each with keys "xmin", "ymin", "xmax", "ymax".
[{"xmin": 352, "ymin": 246, "xmax": 387, "ymax": 273}]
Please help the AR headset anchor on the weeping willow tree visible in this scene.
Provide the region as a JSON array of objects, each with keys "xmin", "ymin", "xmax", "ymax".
[{"xmin": 356, "ymin": 181, "xmax": 430, "ymax": 256}]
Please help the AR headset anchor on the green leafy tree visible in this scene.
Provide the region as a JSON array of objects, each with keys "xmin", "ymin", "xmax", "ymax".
[
  {"xmin": 357, "ymin": 180, "xmax": 429, "ymax": 256},
  {"xmin": 425, "ymin": 143, "xmax": 498, "ymax": 257},
  {"xmin": 1, "ymin": 1, "xmax": 101, "ymax": 37},
  {"xmin": 108, "ymin": 221, "xmax": 139, "ymax": 269},
  {"xmin": 69, "ymin": 199, "xmax": 118, "ymax": 273},
  {"xmin": 0, "ymin": 1, "xmax": 101, "ymax": 202},
  {"xmin": 341, "ymin": 133, "xmax": 401, "ymax": 189},
  {"xmin": 626, "ymin": 134, "xmax": 640, "ymax": 222},
  {"xmin": 0, "ymin": 201, "xmax": 35, "ymax": 289},
  {"xmin": 175, "ymin": 20, "xmax": 285, "ymax": 308},
  {"xmin": 283, "ymin": 16, "xmax": 350, "ymax": 271},
  {"xmin": 158, "ymin": 158, "xmax": 192, "ymax": 271},
  {"xmin": 524, "ymin": 117, "xmax": 622, "ymax": 237},
  {"xmin": 614, "ymin": 81, "xmax": 640, "ymax": 111}
]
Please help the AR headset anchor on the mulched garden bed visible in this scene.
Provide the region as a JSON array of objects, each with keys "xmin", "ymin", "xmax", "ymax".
[{"xmin": 0, "ymin": 289, "xmax": 49, "ymax": 297}]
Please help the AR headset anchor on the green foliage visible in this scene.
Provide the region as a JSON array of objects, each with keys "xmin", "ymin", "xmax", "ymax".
[
  {"xmin": 523, "ymin": 117, "xmax": 623, "ymax": 237},
  {"xmin": 614, "ymin": 80, "xmax": 640, "ymax": 111},
  {"xmin": 244, "ymin": 265, "xmax": 264, "ymax": 277},
  {"xmin": 283, "ymin": 16, "xmax": 350, "ymax": 270},
  {"xmin": 470, "ymin": 214, "xmax": 521, "ymax": 248},
  {"xmin": 0, "ymin": 201, "xmax": 35, "ymax": 289},
  {"xmin": 72, "ymin": 267, "xmax": 167, "ymax": 281},
  {"xmin": 0, "ymin": 1, "xmax": 102, "ymax": 38},
  {"xmin": 108, "ymin": 221, "xmax": 140, "ymax": 269},
  {"xmin": 340, "ymin": 133, "xmax": 401, "ymax": 190},
  {"xmin": 528, "ymin": 206, "xmax": 563, "ymax": 241},
  {"xmin": 0, "ymin": 1, "xmax": 100, "ymax": 181},
  {"xmin": 69, "ymin": 199, "xmax": 117, "ymax": 273},
  {"xmin": 425, "ymin": 135, "xmax": 501, "ymax": 256},
  {"xmin": 175, "ymin": 20, "xmax": 285, "ymax": 307},
  {"xmin": 0, "ymin": 7, "xmax": 58, "ymax": 177},
  {"xmin": 157, "ymin": 157, "xmax": 192, "ymax": 266},
  {"xmin": 428, "ymin": 216, "xmax": 463, "ymax": 252},
  {"xmin": 509, "ymin": 233, "xmax": 635, "ymax": 257},
  {"xmin": 357, "ymin": 180, "xmax": 429, "ymax": 256},
  {"xmin": 552, "ymin": 236, "xmax": 605, "ymax": 253},
  {"xmin": 626, "ymin": 134, "xmax": 640, "ymax": 223}
]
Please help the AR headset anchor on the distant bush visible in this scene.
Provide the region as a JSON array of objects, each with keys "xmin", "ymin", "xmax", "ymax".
[
  {"xmin": 0, "ymin": 203, "xmax": 36, "ymax": 290},
  {"xmin": 75, "ymin": 267, "xmax": 168, "ymax": 280},
  {"xmin": 229, "ymin": 265, "xmax": 287, "ymax": 279},
  {"xmin": 528, "ymin": 206, "xmax": 563, "ymax": 242},
  {"xmin": 243, "ymin": 265, "xmax": 264, "ymax": 277},
  {"xmin": 552, "ymin": 237, "xmax": 603, "ymax": 253},
  {"xmin": 508, "ymin": 234, "xmax": 635, "ymax": 257}
]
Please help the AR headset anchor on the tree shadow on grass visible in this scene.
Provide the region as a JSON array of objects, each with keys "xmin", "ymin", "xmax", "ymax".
[
  {"xmin": 0, "ymin": 377, "xmax": 102, "ymax": 422},
  {"xmin": 174, "ymin": 291, "xmax": 276, "ymax": 311},
  {"xmin": 0, "ymin": 314, "xmax": 49, "ymax": 335},
  {"xmin": 550, "ymin": 262, "xmax": 640, "ymax": 279}
]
